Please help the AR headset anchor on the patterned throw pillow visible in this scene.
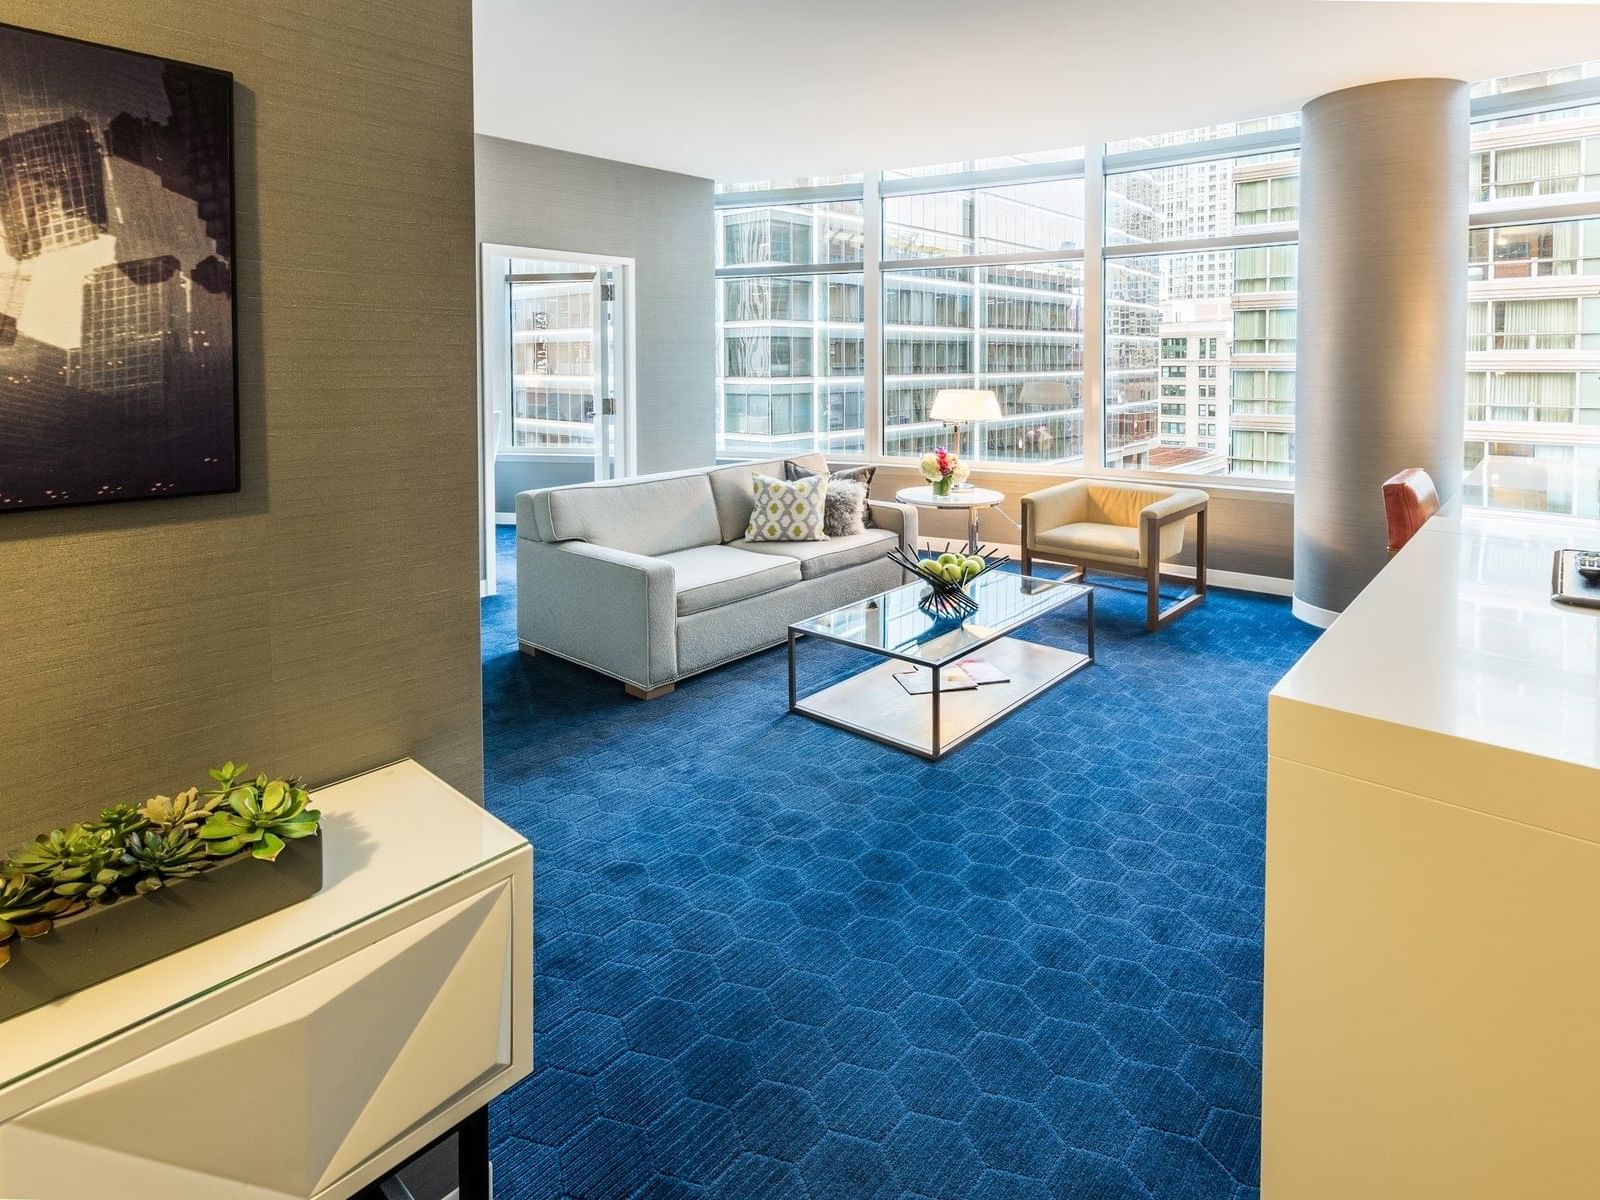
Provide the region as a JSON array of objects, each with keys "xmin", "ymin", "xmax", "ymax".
[
  {"xmin": 746, "ymin": 472, "xmax": 829, "ymax": 542},
  {"xmin": 823, "ymin": 479, "xmax": 868, "ymax": 538},
  {"xmin": 786, "ymin": 461, "xmax": 876, "ymax": 527}
]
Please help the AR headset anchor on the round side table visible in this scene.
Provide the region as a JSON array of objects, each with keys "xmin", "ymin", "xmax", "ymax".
[{"xmin": 894, "ymin": 485, "xmax": 1008, "ymax": 554}]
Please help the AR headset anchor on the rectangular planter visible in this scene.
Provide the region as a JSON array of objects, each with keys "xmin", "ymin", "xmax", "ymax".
[{"xmin": 0, "ymin": 834, "xmax": 323, "ymax": 1022}]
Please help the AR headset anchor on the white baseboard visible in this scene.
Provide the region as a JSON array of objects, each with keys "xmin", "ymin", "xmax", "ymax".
[
  {"xmin": 1291, "ymin": 594, "xmax": 1341, "ymax": 627},
  {"xmin": 480, "ymin": 580, "xmax": 494, "ymax": 598},
  {"xmin": 915, "ymin": 537, "xmax": 1293, "ymax": 597},
  {"xmin": 494, "ymin": 511, "xmax": 516, "ymax": 525}
]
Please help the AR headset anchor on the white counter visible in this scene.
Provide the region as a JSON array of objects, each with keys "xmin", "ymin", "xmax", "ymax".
[
  {"xmin": 1263, "ymin": 504, "xmax": 1600, "ymax": 1199},
  {"xmin": 0, "ymin": 760, "xmax": 533, "ymax": 1200},
  {"xmin": 1273, "ymin": 504, "xmax": 1600, "ymax": 835}
]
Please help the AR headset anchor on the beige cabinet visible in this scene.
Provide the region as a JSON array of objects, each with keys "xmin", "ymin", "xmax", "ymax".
[{"xmin": 1264, "ymin": 508, "xmax": 1600, "ymax": 1198}]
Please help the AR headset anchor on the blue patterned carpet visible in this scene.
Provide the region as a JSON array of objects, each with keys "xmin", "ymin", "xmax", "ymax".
[{"xmin": 483, "ymin": 526, "xmax": 1316, "ymax": 1199}]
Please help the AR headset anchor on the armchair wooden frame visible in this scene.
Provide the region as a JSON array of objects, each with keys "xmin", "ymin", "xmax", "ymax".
[{"xmin": 1021, "ymin": 500, "xmax": 1208, "ymax": 632}]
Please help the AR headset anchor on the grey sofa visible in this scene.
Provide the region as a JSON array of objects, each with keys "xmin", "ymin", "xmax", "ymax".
[{"xmin": 515, "ymin": 453, "xmax": 916, "ymax": 698}]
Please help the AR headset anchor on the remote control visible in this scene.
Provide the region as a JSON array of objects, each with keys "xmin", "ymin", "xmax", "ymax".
[{"xmin": 1578, "ymin": 553, "xmax": 1600, "ymax": 581}]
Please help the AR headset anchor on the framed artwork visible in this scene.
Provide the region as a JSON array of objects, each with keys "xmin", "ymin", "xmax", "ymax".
[{"xmin": 0, "ymin": 21, "xmax": 237, "ymax": 513}]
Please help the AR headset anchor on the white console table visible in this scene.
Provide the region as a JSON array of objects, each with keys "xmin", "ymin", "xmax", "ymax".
[
  {"xmin": 1263, "ymin": 501, "xmax": 1600, "ymax": 1198},
  {"xmin": 0, "ymin": 759, "xmax": 533, "ymax": 1200}
]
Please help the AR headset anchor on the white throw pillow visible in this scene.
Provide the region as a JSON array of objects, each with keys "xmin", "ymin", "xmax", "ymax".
[{"xmin": 745, "ymin": 471, "xmax": 829, "ymax": 542}]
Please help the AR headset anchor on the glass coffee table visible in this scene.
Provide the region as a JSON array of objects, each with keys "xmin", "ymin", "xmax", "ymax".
[{"xmin": 787, "ymin": 570, "xmax": 1094, "ymax": 760}]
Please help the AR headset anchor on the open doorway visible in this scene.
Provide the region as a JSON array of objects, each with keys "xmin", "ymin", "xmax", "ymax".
[{"xmin": 479, "ymin": 244, "xmax": 637, "ymax": 596}]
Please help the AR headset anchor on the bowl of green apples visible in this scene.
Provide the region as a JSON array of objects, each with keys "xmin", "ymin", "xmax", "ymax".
[
  {"xmin": 916, "ymin": 551, "xmax": 986, "ymax": 587},
  {"xmin": 887, "ymin": 543, "xmax": 1010, "ymax": 618}
]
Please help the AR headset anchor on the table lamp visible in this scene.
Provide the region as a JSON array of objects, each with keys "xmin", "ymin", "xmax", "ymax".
[{"xmin": 931, "ymin": 389, "xmax": 1000, "ymax": 488}]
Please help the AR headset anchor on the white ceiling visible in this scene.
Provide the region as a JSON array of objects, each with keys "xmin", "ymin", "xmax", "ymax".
[{"xmin": 473, "ymin": 0, "xmax": 1600, "ymax": 182}]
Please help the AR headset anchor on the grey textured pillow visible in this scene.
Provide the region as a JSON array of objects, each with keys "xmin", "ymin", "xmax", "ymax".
[
  {"xmin": 823, "ymin": 479, "xmax": 868, "ymax": 538},
  {"xmin": 787, "ymin": 460, "xmax": 875, "ymax": 527}
]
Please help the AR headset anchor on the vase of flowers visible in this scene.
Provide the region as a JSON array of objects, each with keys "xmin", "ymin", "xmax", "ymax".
[{"xmin": 920, "ymin": 447, "xmax": 969, "ymax": 497}]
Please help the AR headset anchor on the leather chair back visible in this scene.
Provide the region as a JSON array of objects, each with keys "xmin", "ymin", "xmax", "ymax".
[{"xmin": 1382, "ymin": 467, "xmax": 1440, "ymax": 553}]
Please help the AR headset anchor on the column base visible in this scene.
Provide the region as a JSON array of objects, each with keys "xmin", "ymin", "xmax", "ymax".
[{"xmin": 1291, "ymin": 594, "xmax": 1342, "ymax": 629}]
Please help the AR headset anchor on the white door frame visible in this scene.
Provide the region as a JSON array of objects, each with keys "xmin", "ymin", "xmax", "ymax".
[{"xmin": 477, "ymin": 243, "xmax": 639, "ymax": 597}]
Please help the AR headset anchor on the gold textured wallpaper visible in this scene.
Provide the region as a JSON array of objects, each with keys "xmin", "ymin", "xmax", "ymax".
[{"xmin": 0, "ymin": 1, "xmax": 482, "ymax": 847}]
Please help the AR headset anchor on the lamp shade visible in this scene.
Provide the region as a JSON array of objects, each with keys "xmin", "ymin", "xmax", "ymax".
[
  {"xmin": 930, "ymin": 388, "xmax": 1001, "ymax": 422},
  {"xmin": 1018, "ymin": 381, "xmax": 1072, "ymax": 408}
]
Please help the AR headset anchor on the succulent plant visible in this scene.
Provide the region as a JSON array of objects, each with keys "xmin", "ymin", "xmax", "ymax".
[
  {"xmin": 202, "ymin": 760, "xmax": 250, "ymax": 802},
  {"xmin": 96, "ymin": 804, "xmax": 149, "ymax": 842},
  {"xmin": 9, "ymin": 824, "xmax": 127, "ymax": 902},
  {"xmin": 121, "ymin": 828, "xmax": 211, "ymax": 893},
  {"xmin": 0, "ymin": 759, "xmax": 320, "ymax": 971},
  {"xmin": 199, "ymin": 775, "xmax": 321, "ymax": 862},
  {"xmin": 139, "ymin": 787, "xmax": 219, "ymax": 832},
  {"xmin": 0, "ymin": 869, "xmax": 81, "ymax": 968}
]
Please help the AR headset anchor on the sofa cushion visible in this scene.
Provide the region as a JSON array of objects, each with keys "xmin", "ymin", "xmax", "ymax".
[
  {"xmin": 708, "ymin": 453, "xmax": 828, "ymax": 543},
  {"xmin": 1033, "ymin": 521, "xmax": 1142, "ymax": 564},
  {"xmin": 787, "ymin": 460, "xmax": 875, "ymax": 527},
  {"xmin": 659, "ymin": 544, "xmax": 802, "ymax": 616},
  {"xmin": 822, "ymin": 479, "xmax": 869, "ymax": 537},
  {"xmin": 524, "ymin": 472, "xmax": 722, "ymax": 557},
  {"xmin": 733, "ymin": 527, "xmax": 897, "ymax": 579},
  {"xmin": 745, "ymin": 472, "xmax": 830, "ymax": 542}
]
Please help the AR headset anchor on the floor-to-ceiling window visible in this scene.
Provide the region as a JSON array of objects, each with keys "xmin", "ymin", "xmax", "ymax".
[{"xmin": 712, "ymin": 61, "xmax": 1600, "ymax": 486}]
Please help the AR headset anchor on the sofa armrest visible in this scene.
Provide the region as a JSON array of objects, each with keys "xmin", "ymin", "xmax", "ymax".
[
  {"xmin": 866, "ymin": 500, "xmax": 919, "ymax": 555},
  {"xmin": 516, "ymin": 538, "xmax": 678, "ymax": 688},
  {"xmin": 1020, "ymin": 480, "xmax": 1088, "ymax": 543}
]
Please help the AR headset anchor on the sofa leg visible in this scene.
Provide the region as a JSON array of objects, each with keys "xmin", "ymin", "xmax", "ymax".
[
  {"xmin": 625, "ymin": 681, "xmax": 675, "ymax": 701},
  {"xmin": 519, "ymin": 643, "xmax": 538, "ymax": 657},
  {"xmin": 1020, "ymin": 547, "xmax": 1033, "ymax": 576},
  {"xmin": 1146, "ymin": 560, "xmax": 1162, "ymax": 632}
]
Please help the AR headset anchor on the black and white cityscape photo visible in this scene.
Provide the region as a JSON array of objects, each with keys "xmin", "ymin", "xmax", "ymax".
[{"xmin": 0, "ymin": 23, "xmax": 234, "ymax": 512}]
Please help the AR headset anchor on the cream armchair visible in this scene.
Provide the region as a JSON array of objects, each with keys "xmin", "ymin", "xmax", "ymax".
[{"xmin": 1020, "ymin": 478, "xmax": 1209, "ymax": 631}]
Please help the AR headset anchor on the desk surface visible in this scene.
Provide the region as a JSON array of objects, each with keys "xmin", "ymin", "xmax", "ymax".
[
  {"xmin": 0, "ymin": 760, "xmax": 527, "ymax": 1093},
  {"xmin": 1272, "ymin": 503, "xmax": 1600, "ymax": 775}
]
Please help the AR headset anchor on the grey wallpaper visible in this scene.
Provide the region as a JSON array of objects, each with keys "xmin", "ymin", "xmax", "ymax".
[
  {"xmin": 0, "ymin": 2, "xmax": 482, "ymax": 849},
  {"xmin": 476, "ymin": 136, "xmax": 716, "ymax": 477}
]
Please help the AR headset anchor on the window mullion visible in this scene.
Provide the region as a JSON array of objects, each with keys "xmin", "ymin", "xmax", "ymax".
[
  {"xmin": 863, "ymin": 171, "xmax": 884, "ymax": 462},
  {"xmin": 1083, "ymin": 143, "xmax": 1107, "ymax": 471}
]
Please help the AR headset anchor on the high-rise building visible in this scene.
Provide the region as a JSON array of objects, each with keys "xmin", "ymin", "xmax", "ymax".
[
  {"xmin": 69, "ymin": 257, "xmax": 188, "ymax": 435},
  {"xmin": 1150, "ymin": 300, "xmax": 1230, "ymax": 474},
  {"xmin": 1465, "ymin": 73, "xmax": 1600, "ymax": 469},
  {"xmin": 0, "ymin": 116, "xmax": 108, "ymax": 262}
]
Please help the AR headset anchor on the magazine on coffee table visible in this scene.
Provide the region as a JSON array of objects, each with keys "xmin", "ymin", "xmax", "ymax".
[
  {"xmin": 894, "ymin": 657, "xmax": 1011, "ymax": 695},
  {"xmin": 894, "ymin": 664, "xmax": 979, "ymax": 695},
  {"xmin": 955, "ymin": 657, "xmax": 1010, "ymax": 685}
]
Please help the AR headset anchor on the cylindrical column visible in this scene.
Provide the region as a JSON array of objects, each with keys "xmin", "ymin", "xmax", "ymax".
[{"xmin": 1294, "ymin": 78, "xmax": 1468, "ymax": 626}]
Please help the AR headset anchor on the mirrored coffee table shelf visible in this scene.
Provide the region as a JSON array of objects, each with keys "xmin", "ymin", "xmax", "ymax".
[{"xmin": 787, "ymin": 571, "xmax": 1094, "ymax": 760}]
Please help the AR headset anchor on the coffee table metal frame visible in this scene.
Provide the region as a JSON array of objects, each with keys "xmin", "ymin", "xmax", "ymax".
[{"xmin": 786, "ymin": 575, "xmax": 1094, "ymax": 761}]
